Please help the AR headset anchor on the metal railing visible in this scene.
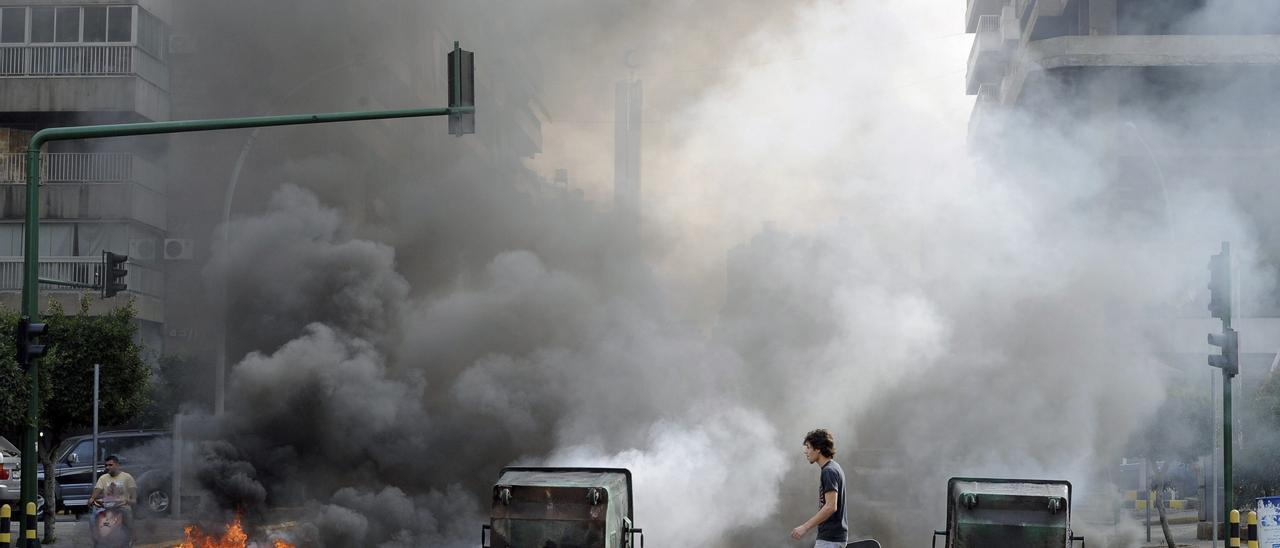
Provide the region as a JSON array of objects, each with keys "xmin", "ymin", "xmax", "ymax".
[
  {"xmin": 0, "ymin": 153, "xmax": 134, "ymax": 183},
  {"xmin": 0, "ymin": 45, "xmax": 133, "ymax": 76},
  {"xmin": 976, "ymin": 83, "xmax": 1000, "ymax": 103},
  {"xmin": 977, "ymin": 14, "xmax": 1001, "ymax": 34},
  {"xmin": 0, "ymin": 256, "xmax": 161, "ymax": 297}
]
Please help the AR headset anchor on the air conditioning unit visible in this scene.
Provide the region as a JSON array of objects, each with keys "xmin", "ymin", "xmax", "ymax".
[
  {"xmin": 128, "ymin": 238, "xmax": 156, "ymax": 261},
  {"xmin": 163, "ymin": 238, "xmax": 194, "ymax": 260}
]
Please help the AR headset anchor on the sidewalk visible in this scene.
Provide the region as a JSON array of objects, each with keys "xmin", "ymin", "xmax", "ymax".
[
  {"xmin": 1133, "ymin": 510, "xmax": 1225, "ymax": 548},
  {"xmin": 19, "ymin": 513, "xmax": 186, "ymax": 547}
]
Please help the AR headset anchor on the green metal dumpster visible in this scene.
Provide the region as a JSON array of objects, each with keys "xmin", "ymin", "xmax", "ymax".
[
  {"xmin": 933, "ymin": 477, "xmax": 1085, "ymax": 548},
  {"xmin": 481, "ymin": 467, "xmax": 643, "ymax": 548}
]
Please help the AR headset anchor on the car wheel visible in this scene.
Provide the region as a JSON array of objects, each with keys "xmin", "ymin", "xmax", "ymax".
[{"xmin": 144, "ymin": 487, "xmax": 170, "ymax": 515}]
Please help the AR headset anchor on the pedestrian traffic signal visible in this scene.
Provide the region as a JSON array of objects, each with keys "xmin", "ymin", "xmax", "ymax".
[
  {"xmin": 1208, "ymin": 328, "xmax": 1239, "ymax": 377},
  {"xmin": 101, "ymin": 251, "xmax": 127, "ymax": 298},
  {"xmin": 1208, "ymin": 242, "xmax": 1231, "ymax": 321},
  {"xmin": 448, "ymin": 41, "xmax": 475, "ymax": 136},
  {"xmin": 15, "ymin": 317, "xmax": 46, "ymax": 369}
]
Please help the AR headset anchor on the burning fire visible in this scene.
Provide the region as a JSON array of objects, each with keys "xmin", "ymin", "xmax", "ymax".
[{"xmin": 179, "ymin": 514, "xmax": 295, "ymax": 548}]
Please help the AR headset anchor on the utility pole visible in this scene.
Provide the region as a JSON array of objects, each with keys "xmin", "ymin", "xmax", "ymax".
[
  {"xmin": 15, "ymin": 42, "xmax": 476, "ymax": 543},
  {"xmin": 1206, "ymin": 241, "xmax": 1237, "ymax": 526}
]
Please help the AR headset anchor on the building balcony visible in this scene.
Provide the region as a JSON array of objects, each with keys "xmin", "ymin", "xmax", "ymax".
[
  {"xmin": 1001, "ymin": 35, "xmax": 1280, "ymax": 105},
  {"xmin": 967, "ymin": 0, "xmax": 1004, "ymax": 33},
  {"xmin": 0, "ymin": 256, "xmax": 163, "ymax": 321},
  {"xmin": 1020, "ymin": 35, "xmax": 1280, "ymax": 71},
  {"xmin": 0, "ymin": 4, "xmax": 171, "ymax": 121},
  {"xmin": 0, "ymin": 152, "xmax": 165, "ymax": 229},
  {"xmin": 966, "ymin": 15, "xmax": 1007, "ymax": 94},
  {"xmin": 0, "ymin": 45, "xmax": 169, "ymax": 120},
  {"xmin": 968, "ymin": 83, "xmax": 1002, "ymax": 133}
]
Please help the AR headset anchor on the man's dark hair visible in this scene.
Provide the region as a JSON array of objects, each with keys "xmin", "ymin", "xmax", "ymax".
[
  {"xmin": 804, "ymin": 429, "xmax": 836, "ymax": 458},
  {"xmin": 104, "ymin": 455, "xmax": 120, "ymax": 464}
]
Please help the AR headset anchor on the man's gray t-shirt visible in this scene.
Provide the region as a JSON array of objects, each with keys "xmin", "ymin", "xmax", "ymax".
[{"xmin": 817, "ymin": 460, "xmax": 848, "ymax": 542}]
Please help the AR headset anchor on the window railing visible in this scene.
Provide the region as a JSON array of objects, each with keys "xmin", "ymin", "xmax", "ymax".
[
  {"xmin": 0, "ymin": 152, "xmax": 134, "ymax": 183},
  {"xmin": 0, "ymin": 44, "xmax": 132, "ymax": 76},
  {"xmin": 0, "ymin": 256, "xmax": 162, "ymax": 297},
  {"xmin": 977, "ymin": 14, "xmax": 1001, "ymax": 34},
  {"xmin": 976, "ymin": 83, "xmax": 1000, "ymax": 103}
]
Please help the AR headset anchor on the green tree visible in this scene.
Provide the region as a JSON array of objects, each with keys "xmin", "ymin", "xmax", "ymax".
[{"xmin": 0, "ymin": 297, "xmax": 150, "ymax": 543}]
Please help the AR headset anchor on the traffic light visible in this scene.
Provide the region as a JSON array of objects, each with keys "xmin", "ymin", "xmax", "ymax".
[
  {"xmin": 101, "ymin": 251, "xmax": 127, "ymax": 298},
  {"xmin": 15, "ymin": 317, "xmax": 47, "ymax": 370},
  {"xmin": 1208, "ymin": 242, "xmax": 1231, "ymax": 321},
  {"xmin": 447, "ymin": 41, "xmax": 475, "ymax": 136},
  {"xmin": 1208, "ymin": 328, "xmax": 1239, "ymax": 377}
]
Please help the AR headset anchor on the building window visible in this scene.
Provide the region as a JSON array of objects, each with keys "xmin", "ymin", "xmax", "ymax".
[
  {"xmin": 107, "ymin": 6, "xmax": 132, "ymax": 42},
  {"xmin": 76, "ymin": 223, "xmax": 127, "ymax": 257},
  {"xmin": 0, "ymin": 224, "xmax": 75, "ymax": 255},
  {"xmin": 82, "ymin": 6, "xmax": 106, "ymax": 42},
  {"xmin": 42, "ymin": 223, "xmax": 74, "ymax": 256},
  {"xmin": 0, "ymin": 8, "xmax": 26, "ymax": 44},
  {"xmin": 0, "ymin": 225, "xmax": 20, "ymax": 256},
  {"xmin": 54, "ymin": 7, "xmax": 80, "ymax": 43},
  {"xmin": 22, "ymin": 6, "xmax": 135, "ymax": 45},
  {"xmin": 30, "ymin": 7, "xmax": 54, "ymax": 43}
]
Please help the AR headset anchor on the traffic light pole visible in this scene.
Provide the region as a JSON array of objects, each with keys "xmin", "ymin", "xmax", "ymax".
[
  {"xmin": 1207, "ymin": 241, "xmax": 1235, "ymax": 529},
  {"xmin": 17, "ymin": 43, "xmax": 475, "ymax": 539},
  {"xmin": 1223, "ymin": 361, "xmax": 1232, "ymax": 525}
]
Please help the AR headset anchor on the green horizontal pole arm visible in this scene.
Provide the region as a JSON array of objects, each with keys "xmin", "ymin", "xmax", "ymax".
[
  {"xmin": 28, "ymin": 105, "xmax": 473, "ymax": 149},
  {"xmin": 37, "ymin": 277, "xmax": 99, "ymax": 290}
]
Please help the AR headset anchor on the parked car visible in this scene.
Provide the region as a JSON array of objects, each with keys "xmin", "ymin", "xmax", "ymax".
[
  {"xmin": 37, "ymin": 430, "xmax": 172, "ymax": 517},
  {"xmin": 0, "ymin": 436, "xmax": 19, "ymax": 504}
]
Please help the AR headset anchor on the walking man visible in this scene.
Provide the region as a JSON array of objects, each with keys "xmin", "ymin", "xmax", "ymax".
[{"xmin": 791, "ymin": 428, "xmax": 847, "ymax": 547}]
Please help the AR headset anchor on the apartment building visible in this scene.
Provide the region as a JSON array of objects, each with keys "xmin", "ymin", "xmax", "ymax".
[{"xmin": 0, "ymin": 0, "xmax": 173, "ymax": 350}]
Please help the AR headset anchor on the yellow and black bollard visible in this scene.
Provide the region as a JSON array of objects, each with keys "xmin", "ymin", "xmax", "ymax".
[
  {"xmin": 22, "ymin": 502, "xmax": 34, "ymax": 548},
  {"xmin": 1248, "ymin": 510, "xmax": 1259, "ymax": 548},
  {"xmin": 1230, "ymin": 509, "xmax": 1242, "ymax": 548},
  {"xmin": 0, "ymin": 504, "xmax": 10, "ymax": 548}
]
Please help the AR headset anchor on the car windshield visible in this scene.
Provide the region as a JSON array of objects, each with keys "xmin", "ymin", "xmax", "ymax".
[{"xmin": 0, "ymin": 436, "xmax": 17, "ymax": 457}]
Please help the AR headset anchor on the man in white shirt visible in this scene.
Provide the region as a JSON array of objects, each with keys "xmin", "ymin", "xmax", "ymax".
[{"xmin": 89, "ymin": 455, "xmax": 136, "ymax": 539}]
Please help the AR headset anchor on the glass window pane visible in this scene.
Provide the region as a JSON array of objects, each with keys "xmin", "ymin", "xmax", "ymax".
[
  {"xmin": 41, "ymin": 223, "xmax": 74, "ymax": 256},
  {"xmin": 30, "ymin": 7, "xmax": 53, "ymax": 43},
  {"xmin": 79, "ymin": 223, "xmax": 126, "ymax": 257},
  {"xmin": 0, "ymin": 225, "xmax": 21, "ymax": 255},
  {"xmin": 82, "ymin": 7, "xmax": 106, "ymax": 43},
  {"xmin": 1, "ymin": 8, "xmax": 26, "ymax": 44},
  {"xmin": 107, "ymin": 6, "xmax": 131, "ymax": 42},
  {"xmin": 55, "ymin": 7, "xmax": 80, "ymax": 43}
]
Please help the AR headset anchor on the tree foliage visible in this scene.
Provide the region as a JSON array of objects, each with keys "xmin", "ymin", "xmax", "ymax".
[
  {"xmin": 0, "ymin": 297, "xmax": 150, "ymax": 447},
  {"xmin": 40, "ymin": 299, "xmax": 150, "ymax": 438}
]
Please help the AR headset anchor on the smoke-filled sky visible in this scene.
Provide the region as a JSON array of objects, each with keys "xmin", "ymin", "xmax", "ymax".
[{"xmin": 163, "ymin": 1, "xmax": 1280, "ymax": 546}]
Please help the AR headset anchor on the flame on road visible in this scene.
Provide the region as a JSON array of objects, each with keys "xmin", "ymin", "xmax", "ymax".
[{"xmin": 178, "ymin": 514, "xmax": 294, "ymax": 548}]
